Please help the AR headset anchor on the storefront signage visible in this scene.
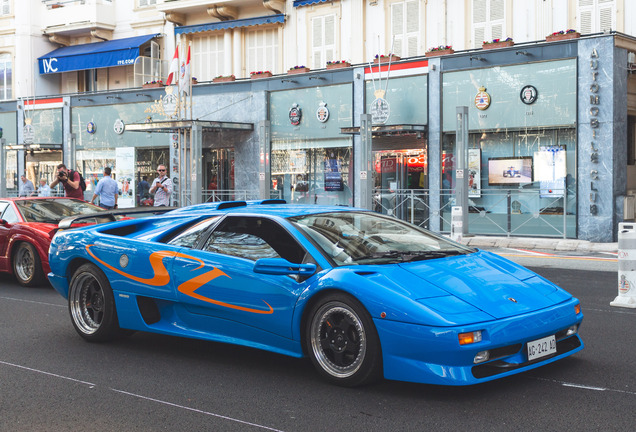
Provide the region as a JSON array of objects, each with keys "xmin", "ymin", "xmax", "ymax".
[
  {"xmin": 289, "ymin": 103, "xmax": 302, "ymax": 126},
  {"xmin": 589, "ymin": 48, "xmax": 600, "ymax": 216},
  {"xmin": 474, "ymin": 87, "xmax": 491, "ymax": 110},
  {"xmin": 87, "ymin": 122, "xmax": 96, "ymax": 134},
  {"xmin": 23, "ymin": 118, "xmax": 34, "ymax": 144},
  {"xmin": 316, "ymin": 102, "xmax": 329, "ymax": 123},
  {"xmin": 371, "ymin": 88, "xmax": 391, "ymax": 125},
  {"xmin": 114, "ymin": 119, "xmax": 125, "ymax": 135},
  {"xmin": 162, "ymin": 92, "xmax": 178, "ymax": 118},
  {"xmin": 520, "ymin": 85, "xmax": 538, "ymax": 105}
]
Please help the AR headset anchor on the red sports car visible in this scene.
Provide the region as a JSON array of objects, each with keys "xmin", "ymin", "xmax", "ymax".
[{"xmin": 0, "ymin": 197, "xmax": 108, "ymax": 287}]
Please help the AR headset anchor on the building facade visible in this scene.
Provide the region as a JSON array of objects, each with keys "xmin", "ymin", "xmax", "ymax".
[{"xmin": 0, "ymin": 0, "xmax": 635, "ymax": 242}]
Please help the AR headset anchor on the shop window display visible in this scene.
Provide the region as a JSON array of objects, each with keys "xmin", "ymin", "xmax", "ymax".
[
  {"xmin": 441, "ymin": 128, "xmax": 576, "ymax": 238},
  {"xmin": 271, "ymin": 147, "xmax": 351, "ymax": 206}
]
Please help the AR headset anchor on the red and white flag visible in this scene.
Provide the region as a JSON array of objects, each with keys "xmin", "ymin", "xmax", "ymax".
[
  {"xmin": 165, "ymin": 46, "xmax": 179, "ymax": 86},
  {"xmin": 179, "ymin": 45, "xmax": 191, "ymax": 94}
]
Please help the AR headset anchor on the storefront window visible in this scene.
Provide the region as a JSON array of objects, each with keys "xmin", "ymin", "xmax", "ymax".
[
  {"xmin": 272, "ymin": 145, "xmax": 351, "ymax": 206},
  {"xmin": 441, "ymin": 128, "xmax": 576, "ymax": 238}
]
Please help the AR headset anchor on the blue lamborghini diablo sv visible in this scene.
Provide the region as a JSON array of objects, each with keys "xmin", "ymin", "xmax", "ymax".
[{"xmin": 48, "ymin": 201, "xmax": 583, "ymax": 386}]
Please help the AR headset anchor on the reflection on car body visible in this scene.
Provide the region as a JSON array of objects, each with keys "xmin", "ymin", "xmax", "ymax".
[{"xmin": 48, "ymin": 200, "xmax": 583, "ymax": 387}]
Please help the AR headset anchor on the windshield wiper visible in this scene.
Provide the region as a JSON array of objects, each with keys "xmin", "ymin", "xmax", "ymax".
[{"xmin": 401, "ymin": 250, "xmax": 466, "ymax": 262}]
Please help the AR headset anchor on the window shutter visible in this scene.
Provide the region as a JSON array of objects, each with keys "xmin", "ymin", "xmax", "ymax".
[
  {"xmin": 247, "ymin": 29, "xmax": 278, "ymax": 74},
  {"xmin": 406, "ymin": 1, "xmax": 419, "ymax": 57},
  {"xmin": 1, "ymin": 0, "xmax": 9, "ymax": 15},
  {"xmin": 599, "ymin": 1, "xmax": 615, "ymax": 31},
  {"xmin": 312, "ymin": 17, "xmax": 323, "ymax": 68},
  {"xmin": 473, "ymin": 26, "xmax": 485, "ymax": 48}
]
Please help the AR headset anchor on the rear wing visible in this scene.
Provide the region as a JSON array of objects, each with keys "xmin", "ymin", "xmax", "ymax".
[{"xmin": 57, "ymin": 207, "xmax": 177, "ymax": 230}]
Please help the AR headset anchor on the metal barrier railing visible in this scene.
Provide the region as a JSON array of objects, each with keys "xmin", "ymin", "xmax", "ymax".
[{"xmin": 374, "ymin": 188, "xmax": 576, "ymax": 238}]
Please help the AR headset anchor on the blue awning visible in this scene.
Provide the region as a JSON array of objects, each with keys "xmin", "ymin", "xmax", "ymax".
[
  {"xmin": 38, "ymin": 34, "xmax": 159, "ymax": 75},
  {"xmin": 175, "ymin": 14, "xmax": 285, "ymax": 35},
  {"xmin": 293, "ymin": 0, "xmax": 331, "ymax": 6}
]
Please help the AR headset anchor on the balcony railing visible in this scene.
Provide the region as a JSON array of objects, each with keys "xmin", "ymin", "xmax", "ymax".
[{"xmin": 42, "ymin": 0, "xmax": 115, "ymax": 36}]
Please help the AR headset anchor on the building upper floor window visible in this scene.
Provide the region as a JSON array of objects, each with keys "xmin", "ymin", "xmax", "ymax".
[
  {"xmin": 472, "ymin": 0, "xmax": 505, "ymax": 48},
  {"xmin": 390, "ymin": 0, "xmax": 419, "ymax": 58},
  {"xmin": 578, "ymin": 0, "xmax": 615, "ymax": 33},
  {"xmin": 246, "ymin": 28, "xmax": 278, "ymax": 75},
  {"xmin": 192, "ymin": 34, "xmax": 225, "ymax": 82},
  {"xmin": 1, "ymin": 0, "xmax": 10, "ymax": 16},
  {"xmin": 311, "ymin": 14, "xmax": 336, "ymax": 69},
  {"xmin": 138, "ymin": 0, "xmax": 156, "ymax": 8},
  {"xmin": 0, "ymin": 53, "xmax": 12, "ymax": 100}
]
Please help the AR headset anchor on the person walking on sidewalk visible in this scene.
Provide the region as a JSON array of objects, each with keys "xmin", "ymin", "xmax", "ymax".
[
  {"xmin": 18, "ymin": 175, "xmax": 35, "ymax": 197},
  {"xmin": 90, "ymin": 167, "xmax": 118, "ymax": 210},
  {"xmin": 149, "ymin": 165, "xmax": 172, "ymax": 207}
]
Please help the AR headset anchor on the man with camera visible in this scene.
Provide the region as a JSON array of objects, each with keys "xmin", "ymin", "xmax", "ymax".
[
  {"xmin": 50, "ymin": 163, "xmax": 84, "ymax": 200},
  {"xmin": 149, "ymin": 164, "xmax": 172, "ymax": 207}
]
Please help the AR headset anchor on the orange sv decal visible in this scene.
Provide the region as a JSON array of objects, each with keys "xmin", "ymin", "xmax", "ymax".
[{"xmin": 85, "ymin": 245, "xmax": 273, "ymax": 314}]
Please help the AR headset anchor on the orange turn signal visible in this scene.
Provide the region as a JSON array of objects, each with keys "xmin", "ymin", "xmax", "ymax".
[
  {"xmin": 574, "ymin": 304, "xmax": 581, "ymax": 315},
  {"xmin": 458, "ymin": 331, "xmax": 482, "ymax": 345}
]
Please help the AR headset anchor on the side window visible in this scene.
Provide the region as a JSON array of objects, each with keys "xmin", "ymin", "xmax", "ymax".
[
  {"xmin": 203, "ymin": 217, "xmax": 306, "ymax": 263},
  {"xmin": 1, "ymin": 205, "xmax": 19, "ymax": 223},
  {"xmin": 166, "ymin": 217, "xmax": 220, "ymax": 248}
]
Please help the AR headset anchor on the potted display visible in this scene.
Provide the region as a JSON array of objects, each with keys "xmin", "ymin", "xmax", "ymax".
[
  {"xmin": 425, "ymin": 45, "xmax": 454, "ymax": 57},
  {"xmin": 326, "ymin": 60, "xmax": 351, "ymax": 69},
  {"xmin": 213, "ymin": 75, "xmax": 236, "ymax": 83},
  {"xmin": 288, "ymin": 66, "xmax": 311, "ymax": 74},
  {"xmin": 191, "ymin": 77, "xmax": 198, "ymax": 84},
  {"xmin": 546, "ymin": 30, "xmax": 581, "ymax": 42},
  {"xmin": 374, "ymin": 54, "xmax": 401, "ymax": 64},
  {"xmin": 250, "ymin": 71, "xmax": 273, "ymax": 79},
  {"xmin": 482, "ymin": 38, "xmax": 514, "ymax": 50},
  {"xmin": 142, "ymin": 80, "xmax": 164, "ymax": 88}
]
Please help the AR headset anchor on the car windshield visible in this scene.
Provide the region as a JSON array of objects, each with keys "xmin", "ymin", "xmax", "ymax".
[
  {"xmin": 289, "ymin": 211, "xmax": 474, "ymax": 266},
  {"xmin": 14, "ymin": 199, "xmax": 104, "ymax": 224}
]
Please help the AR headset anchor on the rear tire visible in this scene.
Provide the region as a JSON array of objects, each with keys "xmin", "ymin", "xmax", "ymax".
[
  {"xmin": 305, "ymin": 293, "xmax": 382, "ymax": 387},
  {"xmin": 12, "ymin": 242, "xmax": 45, "ymax": 287},
  {"xmin": 68, "ymin": 263, "xmax": 123, "ymax": 342}
]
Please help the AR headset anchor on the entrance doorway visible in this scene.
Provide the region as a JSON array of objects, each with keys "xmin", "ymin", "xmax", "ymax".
[
  {"xmin": 25, "ymin": 150, "xmax": 62, "ymax": 196},
  {"xmin": 373, "ymin": 147, "xmax": 428, "ymax": 225},
  {"xmin": 204, "ymin": 148, "xmax": 234, "ymax": 201}
]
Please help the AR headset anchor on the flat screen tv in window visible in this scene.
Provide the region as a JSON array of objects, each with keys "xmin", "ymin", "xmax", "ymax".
[{"xmin": 488, "ymin": 157, "xmax": 533, "ymax": 185}]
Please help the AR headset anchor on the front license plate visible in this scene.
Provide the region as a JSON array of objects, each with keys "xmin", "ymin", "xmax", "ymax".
[{"xmin": 527, "ymin": 335, "xmax": 557, "ymax": 361}]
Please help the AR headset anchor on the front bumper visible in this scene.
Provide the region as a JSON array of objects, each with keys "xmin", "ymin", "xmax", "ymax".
[{"xmin": 375, "ymin": 298, "xmax": 583, "ymax": 385}]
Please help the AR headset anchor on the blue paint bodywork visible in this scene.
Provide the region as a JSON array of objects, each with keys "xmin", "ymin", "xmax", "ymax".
[{"xmin": 48, "ymin": 202, "xmax": 583, "ymax": 385}]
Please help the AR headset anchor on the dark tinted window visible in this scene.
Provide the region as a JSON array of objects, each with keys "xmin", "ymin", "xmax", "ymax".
[
  {"xmin": 166, "ymin": 216, "xmax": 220, "ymax": 248},
  {"xmin": 203, "ymin": 216, "xmax": 305, "ymax": 262}
]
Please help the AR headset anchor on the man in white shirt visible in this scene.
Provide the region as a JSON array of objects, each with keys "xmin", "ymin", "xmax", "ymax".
[
  {"xmin": 36, "ymin": 179, "xmax": 51, "ymax": 197},
  {"xmin": 149, "ymin": 165, "xmax": 173, "ymax": 207}
]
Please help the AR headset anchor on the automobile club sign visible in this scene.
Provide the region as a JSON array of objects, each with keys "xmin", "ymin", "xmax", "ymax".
[{"xmin": 289, "ymin": 103, "xmax": 302, "ymax": 126}]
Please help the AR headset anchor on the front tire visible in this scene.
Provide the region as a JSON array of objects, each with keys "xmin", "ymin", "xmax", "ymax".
[
  {"xmin": 305, "ymin": 293, "xmax": 382, "ymax": 386},
  {"xmin": 68, "ymin": 263, "xmax": 122, "ymax": 342},
  {"xmin": 12, "ymin": 242, "xmax": 45, "ymax": 287}
]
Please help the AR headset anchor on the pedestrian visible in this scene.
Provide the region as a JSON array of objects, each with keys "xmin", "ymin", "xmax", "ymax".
[
  {"xmin": 90, "ymin": 167, "xmax": 118, "ymax": 210},
  {"xmin": 50, "ymin": 164, "xmax": 84, "ymax": 200},
  {"xmin": 36, "ymin": 178, "xmax": 51, "ymax": 197},
  {"xmin": 138, "ymin": 175, "xmax": 150, "ymax": 204},
  {"xmin": 18, "ymin": 175, "xmax": 35, "ymax": 197},
  {"xmin": 149, "ymin": 165, "xmax": 172, "ymax": 207}
]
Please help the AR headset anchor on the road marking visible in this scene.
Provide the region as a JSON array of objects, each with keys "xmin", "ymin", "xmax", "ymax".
[
  {"xmin": 531, "ymin": 377, "xmax": 636, "ymax": 396},
  {"xmin": 0, "ymin": 296, "xmax": 66, "ymax": 308},
  {"xmin": 1, "ymin": 359, "xmax": 285, "ymax": 431},
  {"xmin": 0, "ymin": 360, "xmax": 96, "ymax": 387},
  {"xmin": 112, "ymin": 389, "xmax": 286, "ymax": 432}
]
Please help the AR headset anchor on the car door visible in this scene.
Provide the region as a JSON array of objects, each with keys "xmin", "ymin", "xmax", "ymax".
[
  {"xmin": 0, "ymin": 202, "xmax": 16, "ymax": 271},
  {"xmin": 171, "ymin": 215, "xmax": 314, "ymax": 339}
]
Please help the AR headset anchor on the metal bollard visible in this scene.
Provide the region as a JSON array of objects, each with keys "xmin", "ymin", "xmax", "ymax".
[
  {"xmin": 611, "ymin": 222, "xmax": 636, "ymax": 308},
  {"xmin": 450, "ymin": 206, "xmax": 463, "ymax": 243}
]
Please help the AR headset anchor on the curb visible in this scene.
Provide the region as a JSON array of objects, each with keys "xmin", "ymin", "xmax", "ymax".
[{"xmin": 459, "ymin": 236, "xmax": 618, "ymax": 253}]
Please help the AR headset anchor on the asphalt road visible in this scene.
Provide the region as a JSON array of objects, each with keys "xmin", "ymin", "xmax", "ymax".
[{"xmin": 0, "ymin": 255, "xmax": 633, "ymax": 432}]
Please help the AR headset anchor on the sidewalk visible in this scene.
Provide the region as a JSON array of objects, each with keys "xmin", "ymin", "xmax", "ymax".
[{"xmin": 458, "ymin": 235, "xmax": 618, "ymax": 253}]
